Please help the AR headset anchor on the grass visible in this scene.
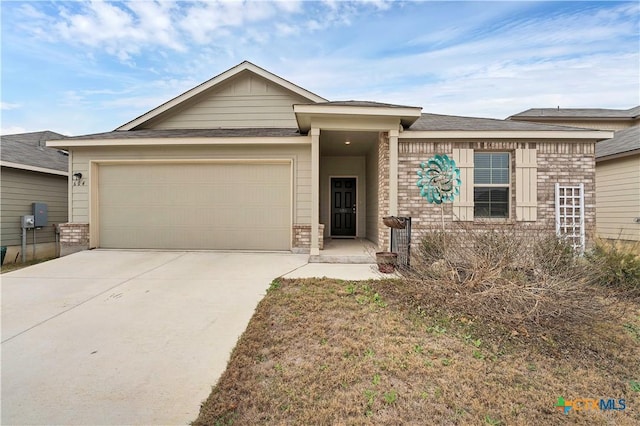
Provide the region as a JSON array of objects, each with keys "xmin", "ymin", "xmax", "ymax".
[
  {"xmin": 0, "ymin": 256, "xmax": 55, "ymax": 274},
  {"xmin": 193, "ymin": 278, "xmax": 639, "ymax": 425}
]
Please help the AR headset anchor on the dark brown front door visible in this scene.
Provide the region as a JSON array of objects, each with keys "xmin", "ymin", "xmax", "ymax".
[{"xmin": 331, "ymin": 177, "xmax": 356, "ymax": 237}]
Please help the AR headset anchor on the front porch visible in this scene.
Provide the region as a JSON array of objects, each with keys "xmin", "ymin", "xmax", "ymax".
[
  {"xmin": 310, "ymin": 238, "xmax": 377, "ymax": 264},
  {"xmin": 295, "ymin": 101, "xmax": 423, "ymax": 256}
]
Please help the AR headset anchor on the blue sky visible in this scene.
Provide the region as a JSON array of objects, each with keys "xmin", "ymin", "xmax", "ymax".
[{"xmin": 1, "ymin": 0, "xmax": 638, "ymax": 136}]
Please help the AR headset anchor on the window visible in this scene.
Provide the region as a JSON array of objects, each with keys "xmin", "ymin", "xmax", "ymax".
[{"xmin": 474, "ymin": 152, "xmax": 509, "ymax": 218}]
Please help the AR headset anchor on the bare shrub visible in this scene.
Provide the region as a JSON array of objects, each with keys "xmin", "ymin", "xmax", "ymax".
[{"xmin": 401, "ymin": 223, "xmax": 609, "ymax": 341}]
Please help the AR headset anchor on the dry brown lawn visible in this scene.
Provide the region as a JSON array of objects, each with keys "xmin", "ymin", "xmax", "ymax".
[{"xmin": 193, "ymin": 278, "xmax": 640, "ymax": 425}]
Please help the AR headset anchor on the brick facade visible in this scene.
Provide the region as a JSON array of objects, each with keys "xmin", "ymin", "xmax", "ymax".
[
  {"xmin": 397, "ymin": 140, "xmax": 596, "ymax": 242},
  {"xmin": 377, "ymin": 132, "xmax": 391, "ymax": 250},
  {"xmin": 58, "ymin": 223, "xmax": 90, "ymax": 256},
  {"xmin": 292, "ymin": 224, "xmax": 325, "ymax": 253}
]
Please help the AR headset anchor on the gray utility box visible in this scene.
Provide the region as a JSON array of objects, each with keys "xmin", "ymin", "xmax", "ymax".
[
  {"xmin": 32, "ymin": 202, "xmax": 48, "ymax": 228},
  {"xmin": 21, "ymin": 215, "xmax": 35, "ymax": 229}
]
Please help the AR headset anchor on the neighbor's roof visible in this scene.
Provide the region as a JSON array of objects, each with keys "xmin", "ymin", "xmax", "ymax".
[
  {"xmin": 0, "ymin": 131, "xmax": 68, "ymax": 173},
  {"xmin": 407, "ymin": 113, "xmax": 593, "ymax": 132},
  {"xmin": 509, "ymin": 106, "xmax": 640, "ymax": 120},
  {"xmin": 595, "ymin": 126, "xmax": 640, "ymax": 160}
]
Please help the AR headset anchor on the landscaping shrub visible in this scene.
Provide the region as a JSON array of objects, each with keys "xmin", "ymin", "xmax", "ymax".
[
  {"xmin": 587, "ymin": 238, "xmax": 640, "ymax": 295},
  {"xmin": 402, "ymin": 224, "xmax": 609, "ymax": 341}
]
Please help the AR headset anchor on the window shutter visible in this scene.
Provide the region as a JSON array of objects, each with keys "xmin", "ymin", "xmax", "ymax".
[
  {"xmin": 452, "ymin": 148, "xmax": 474, "ymax": 221},
  {"xmin": 515, "ymin": 148, "xmax": 537, "ymax": 221}
]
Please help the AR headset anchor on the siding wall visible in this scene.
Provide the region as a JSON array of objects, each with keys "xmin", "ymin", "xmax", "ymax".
[
  {"xmin": 69, "ymin": 144, "xmax": 311, "ymax": 226},
  {"xmin": 320, "ymin": 156, "xmax": 366, "ymax": 238},
  {"xmin": 144, "ymin": 73, "xmax": 308, "ymax": 129},
  {"xmin": 397, "ymin": 139, "xmax": 596, "ymax": 241},
  {"xmin": 596, "ymin": 154, "xmax": 640, "ymax": 241},
  {"xmin": 1, "ymin": 167, "xmax": 68, "ymax": 246}
]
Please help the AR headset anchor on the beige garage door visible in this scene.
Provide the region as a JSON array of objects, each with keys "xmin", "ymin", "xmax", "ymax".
[{"xmin": 98, "ymin": 162, "xmax": 291, "ymax": 250}]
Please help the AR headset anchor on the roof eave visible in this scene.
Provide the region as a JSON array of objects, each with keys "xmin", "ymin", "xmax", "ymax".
[
  {"xmin": 1, "ymin": 160, "xmax": 68, "ymax": 176},
  {"xmin": 293, "ymin": 104, "xmax": 422, "ymax": 132},
  {"xmin": 47, "ymin": 135, "xmax": 311, "ymax": 148}
]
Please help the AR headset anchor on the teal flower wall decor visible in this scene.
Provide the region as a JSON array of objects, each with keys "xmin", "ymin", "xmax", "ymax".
[{"xmin": 416, "ymin": 154, "xmax": 461, "ymax": 204}]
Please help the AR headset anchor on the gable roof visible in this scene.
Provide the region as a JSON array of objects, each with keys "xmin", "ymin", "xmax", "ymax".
[
  {"xmin": 117, "ymin": 61, "xmax": 328, "ymax": 131},
  {"xmin": 595, "ymin": 126, "xmax": 640, "ymax": 160},
  {"xmin": 509, "ymin": 106, "xmax": 640, "ymax": 120},
  {"xmin": 1, "ymin": 131, "xmax": 69, "ymax": 174}
]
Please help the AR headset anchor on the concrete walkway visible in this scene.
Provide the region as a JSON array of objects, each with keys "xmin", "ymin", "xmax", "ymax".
[{"xmin": 1, "ymin": 250, "xmax": 383, "ymax": 425}]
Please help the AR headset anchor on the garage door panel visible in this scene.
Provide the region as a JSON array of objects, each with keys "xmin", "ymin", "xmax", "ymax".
[{"xmin": 98, "ymin": 163, "xmax": 291, "ymax": 250}]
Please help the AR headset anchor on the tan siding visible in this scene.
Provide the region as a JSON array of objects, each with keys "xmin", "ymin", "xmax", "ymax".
[
  {"xmin": 144, "ymin": 73, "xmax": 308, "ymax": 129},
  {"xmin": 596, "ymin": 155, "xmax": 640, "ymax": 241},
  {"xmin": 1, "ymin": 167, "xmax": 68, "ymax": 246},
  {"xmin": 70, "ymin": 144, "xmax": 311, "ymax": 226}
]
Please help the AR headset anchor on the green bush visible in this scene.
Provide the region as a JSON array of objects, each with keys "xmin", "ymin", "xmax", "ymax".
[{"xmin": 587, "ymin": 239, "xmax": 640, "ymax": 294}]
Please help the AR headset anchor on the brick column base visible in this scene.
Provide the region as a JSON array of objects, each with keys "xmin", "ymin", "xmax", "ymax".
[
  {"xmin": 292, "ymin": 224, "xmax": 325, "ymax": 253},
  {"xmin": 59, "ymin": 223, "xmax": 89, "ymax": 256}
]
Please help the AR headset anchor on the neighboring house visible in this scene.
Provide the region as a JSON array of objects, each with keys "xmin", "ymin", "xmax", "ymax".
[
  {"xmin": 510, "ymin": 107, "xmax": 640, "ymax": 242},
  {"xmin": 47, "ymin": 61, "xmax": 612, "ymax": 255},
  {"xmin": 1, "ymin": 131, "xmax": 69, "ymax": 263}
]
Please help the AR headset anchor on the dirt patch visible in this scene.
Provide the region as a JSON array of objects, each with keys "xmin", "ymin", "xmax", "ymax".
[{"xmin": 193, "ymin": 278, "xmax": 639, "ymax": 425}]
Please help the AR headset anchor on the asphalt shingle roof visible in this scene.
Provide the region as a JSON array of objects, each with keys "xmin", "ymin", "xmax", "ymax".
[
  {"xmin": 0, "ymin": 131, "xmax": 69, "ymax": 172},
  {"xmin": 63, "ymin": 128, "xmax": 303, "ymax": 140},
  {"xmin": 311, "ymin": 100, "xmax": 421, "ymax": 109},
  {"xmin": 407, "ymin": 113, "xmax": 590, "ymax": 131},
  {"xmin": 510, "ymin": 106, "xmax": 640, "ymax": 119},
  {"xmin": 595, "ymin": 126, "xmax": 640, "ymax": 159}
]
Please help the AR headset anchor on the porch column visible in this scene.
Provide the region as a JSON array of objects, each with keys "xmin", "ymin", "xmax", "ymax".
[
  {"xmin": 310, "ymin": 128, "xmax": 320, "ymax": 255},
  {"xmin": 389, "ymin": 129, "xmax": 399, "ymax": 216}
]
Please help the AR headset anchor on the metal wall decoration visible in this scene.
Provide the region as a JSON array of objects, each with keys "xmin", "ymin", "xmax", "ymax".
[{"xmin": 416, "ymin": 154, "xmax": 461, "ymax": 204}]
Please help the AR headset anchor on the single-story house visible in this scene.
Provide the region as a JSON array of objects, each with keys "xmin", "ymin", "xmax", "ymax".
[
  {"xmin": 48, "ymin": 61, "xmax": 613, "ymax": 255},
  {"xmin": 1, "ymin": 131, "xmax": 69, "ymax": 263},
  {"xmin": 510, "ymin": 107, "xmax": 640, "ymax": 242}
]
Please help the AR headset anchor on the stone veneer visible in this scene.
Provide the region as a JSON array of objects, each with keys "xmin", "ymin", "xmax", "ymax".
[
  {"xmin": 292, "ymin": 224, "xmax": 325, "ymax": 253},
  {"xmin": 397, "ymin": 140, "xmax": 596, "ymax": 242},
  {"xmin": 58, "ymin": 223, "xmax": 90, "ymax": 256}
]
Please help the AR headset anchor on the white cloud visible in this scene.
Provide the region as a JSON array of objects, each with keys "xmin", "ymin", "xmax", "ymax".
[
  {"xmin": 0, "ymin": 126, "xmax": 28, "ymax": 135},
  {"xmin": 2, "ymin": 1, "xmax": 637, "ymax": 135},
  {"xmin": 1, "ymin": 102, "xmax": 22, "ymax": 110},
  {"xmin": 276, "ymin": 23, "xmax": 299, "ymax": 36}
]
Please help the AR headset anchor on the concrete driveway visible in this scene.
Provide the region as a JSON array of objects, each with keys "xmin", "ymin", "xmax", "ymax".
[{"xmin": 1, "ymin": 250, "xmax": 309, "ymax": 425}]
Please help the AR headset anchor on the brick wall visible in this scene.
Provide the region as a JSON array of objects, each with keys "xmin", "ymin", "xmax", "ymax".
[
  {"xmin": 397, "ymin": 140, "xmax": 596, "ymax": 241},
  {"xmin": 292, "ymin": 224, "xmax": 325, "ymax": 253},
  {"xmin": 377, "ymin": 132, "xmax": 390, "ymax": 250},
  {"xmin": 59, "ymin": 223, "xmax": 89, "ymax": 256}
]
